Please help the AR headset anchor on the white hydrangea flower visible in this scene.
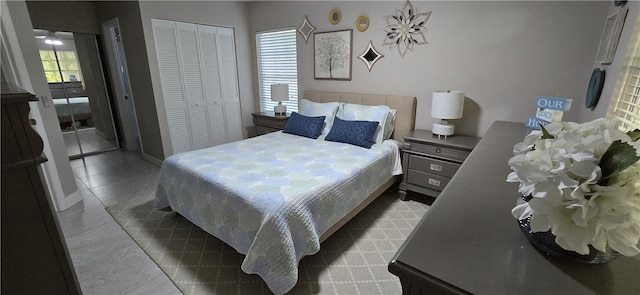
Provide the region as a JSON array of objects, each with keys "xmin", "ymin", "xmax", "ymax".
[{"xmin": 507, "ymin": 118, "xmax": 640, "ymax": 256}]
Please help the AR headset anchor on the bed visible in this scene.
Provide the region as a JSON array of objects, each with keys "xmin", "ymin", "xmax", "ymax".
[
  {"xmin": 154, "ymin": 91, "xmax": 416, "ymax": 294},
  {"xmin": 52, "ymin": 96, "xmax": 92, "ymax": 125}
]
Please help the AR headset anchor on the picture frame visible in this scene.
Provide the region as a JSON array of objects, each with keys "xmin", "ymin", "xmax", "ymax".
[
  {"xmin": 314, "ymin": 29, "xmax": 352, "ymax": 80},
  {"xmin": 596, "ymin": 8, "xmax": 628, "ymax": 64}
]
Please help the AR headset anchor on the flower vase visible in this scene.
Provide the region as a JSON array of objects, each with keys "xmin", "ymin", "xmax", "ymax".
[{"xmin": 518, "ymin": 216, "xmax": 620, "ymax": 264}]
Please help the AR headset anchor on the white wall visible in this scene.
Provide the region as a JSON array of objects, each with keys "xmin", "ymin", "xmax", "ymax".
[
  {"xmin": 249, "ymin": 1, "xmax": 609, "ymax": 137},
  {"xmin": 577, "ymin": 1, "xmax": 639, "ymax": 123},
  {"xmin": 2, "ymin": 0, "xmax": 81, "ymax": 211},
  {"xmin": 137, "ymin": 1, "xmax": 254, "ymax": 158}
]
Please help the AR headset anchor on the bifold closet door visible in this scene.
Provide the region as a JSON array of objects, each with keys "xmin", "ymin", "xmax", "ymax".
[
  {"xmin": 199, "ymin": 25, "xmax": 242, "ymax": 145},
  {"xmin": 198, "ymin": 24, "xmax": 227, "ymax": 146},
  {"xmin": 217, "ymin": 28, "xmax": 243, "ymax": 143},
  {"xmin": 152, "ymin": 19, "xmax": 192, "ymax": 154},
  {"xmin": 176, "ymin": 22, "xmax": 210, "ymax": 151},
  {"xmin": 152, "ymin": 19, "xmax": 242, "ymax": 155}
]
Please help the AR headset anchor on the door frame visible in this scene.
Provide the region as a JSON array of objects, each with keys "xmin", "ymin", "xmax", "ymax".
[{"xmin": 101, "ymin": 18, "xmax": 141, "ymax": 152}]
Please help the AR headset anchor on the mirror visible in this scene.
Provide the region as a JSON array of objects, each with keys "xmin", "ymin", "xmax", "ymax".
[
  {"xmin": 298, "ymin": 15, "xmax": 316, "ymax": 44},
  {"xmin": 356, "ymin": 16, "xmax": 369, "ymax": 32},
  {"xmin": 357, "ymin": 41, "xmax": 384, "ymax": 72},
  {"xmin": 329, "ymin": 9, "xmax": 341, "ymax": 25},
  {"xmin": 34, "ymin": 29, "xmax": 120, "ymax": 159}
]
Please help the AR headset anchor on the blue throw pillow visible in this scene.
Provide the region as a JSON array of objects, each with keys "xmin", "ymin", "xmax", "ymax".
[
  {"xmin": 325, "ymin": 117, "xmax": 379, "ymax": 149},
  {"xmin": 283, "ymin": 112, "xmax": 326, "ymax": 139}
]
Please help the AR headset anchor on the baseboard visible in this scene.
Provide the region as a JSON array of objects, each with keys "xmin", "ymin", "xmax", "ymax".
[
  {"xmin": 142, "ymin": 152, "xmax": 163, "ymax": 167},
  {"xmin": 58, "ymin": 189, "xmax": 84, "ymax": 212},
  {"xmin": 38, "ymin": 162, "xmax": 82, "ymax": 212},
  {"xmin": 93, "ymin": 128, "xmax": 115, "ymax": 140}
]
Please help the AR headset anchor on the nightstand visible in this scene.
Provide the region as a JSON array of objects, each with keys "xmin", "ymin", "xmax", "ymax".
[
  {"xmin": 399, "ymin": 129, "xmax": 481, "ymax": 202},
  {"xmin": 252, "ymin": 111, "xmax": 289, "ymax": 136}
]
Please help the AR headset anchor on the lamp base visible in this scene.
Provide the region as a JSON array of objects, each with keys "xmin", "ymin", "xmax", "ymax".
[
  {"xmin": 432, "ymin": 122, "xmax": 455, "ymax": 139},
  {"xmin": 274, "ymin": 103, "xmax": 287, "ymax": 115}
]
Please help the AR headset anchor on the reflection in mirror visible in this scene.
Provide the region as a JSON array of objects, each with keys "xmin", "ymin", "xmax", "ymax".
[
  {"xmin": 329, "ymin": 9, "xmax": 341, "ymax": 25},
  {"xmin": 356, "ymin": 16, "xmax": 369, "ymax": 32},
  {"xmin": 358, "ymin": 41, "xmax": 384, "ymax": 72},
  {"xmin": 34, "ymin": 29, "xmax": 119, "ymax": 159}
]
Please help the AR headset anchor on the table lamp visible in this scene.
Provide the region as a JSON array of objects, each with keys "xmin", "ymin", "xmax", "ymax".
[
  {"xmin": 271, "ymin": 84, "xmax": 289, "ymax": 115},
  {"xmin": 431, "ymin": 90, "xmax": 464, "ymax": 139}
]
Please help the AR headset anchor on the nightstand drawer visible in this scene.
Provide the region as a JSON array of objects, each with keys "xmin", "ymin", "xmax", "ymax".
[
  {"xmin": 411, "ymin": 142, "xmax": 470, "ymax": 162},
  {"xmin": 407, "ymin": 170, "xmax": 451, "ymax": 191},
  {"xmin": 253, "ymin": 116, "xmax": 288, "ymax": 129},
  {"xmin": 408, "ymin": 154, "xmax": 460, "ymax": 178}
]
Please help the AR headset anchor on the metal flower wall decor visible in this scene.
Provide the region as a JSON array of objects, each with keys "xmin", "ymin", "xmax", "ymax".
[{"xmin": 382, "ymin": 0, "xmax": 431, "ymax": 58}]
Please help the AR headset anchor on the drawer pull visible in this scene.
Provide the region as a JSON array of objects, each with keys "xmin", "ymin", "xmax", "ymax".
[
  {"xmin": 428, "ymin": 178, "xmax": 441, "ymax": 187},
  {"xmin": 430, "ymin": 163, "xmax": 443, "ymax": 172}
]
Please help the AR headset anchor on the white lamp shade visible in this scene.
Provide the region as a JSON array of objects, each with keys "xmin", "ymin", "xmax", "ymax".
[
  {"xmin": 270, "ymin": 84, "xmax": 289, "ymax": 102},
  {"xmin": 431, "ymin": 91, "xmax": 465, "ymax": 119}
]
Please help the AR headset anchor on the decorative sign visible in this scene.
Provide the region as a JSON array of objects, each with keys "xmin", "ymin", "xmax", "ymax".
[
  {"xmin": 535, "ymin": 108, "xmax": 564, "ymax": 122},
  {"xmin": 525, "ymin": 96, "xmax": 572, "ymax": 129},
  {"xmin": 525, "ymin": 117, "xmax": 552, "ymax": 129},
  {"xmin": 535, "ymin": 96, "xmax": 572, "ymax": 111}
]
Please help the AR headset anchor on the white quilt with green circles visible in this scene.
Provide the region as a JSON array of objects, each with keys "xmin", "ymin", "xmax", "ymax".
[{"xmin": 155, "ymin": 131, "xmax": 399, "ymax": 294}]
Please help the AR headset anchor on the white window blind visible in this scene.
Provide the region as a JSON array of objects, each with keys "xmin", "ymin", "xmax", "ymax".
[
  {"xmin": 256, "ymin": 29, "xmax": 298, "ymax": 113},
  {"xmin": 607, "ymin": 16, "xmax": 640, "ymax": 131}
]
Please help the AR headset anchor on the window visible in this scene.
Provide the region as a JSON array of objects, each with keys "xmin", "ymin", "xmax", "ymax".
[
  {"xmin": 256, "ymin": 29, "xmax": 298, "ymax": 113},
  {"xmin": 607, "ymin": 17, "xmax": 640, "ymax": 131},
  {"xmin": 39, "ymin": 50, "xmax": 81, "ymax": 83}
]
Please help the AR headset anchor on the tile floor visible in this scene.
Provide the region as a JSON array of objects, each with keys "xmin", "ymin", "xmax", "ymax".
[
  {"xmin": 62, "ymin": 128, "xmax": 118, "ymax": 157},
  {"xmin": 57, "ymin": 150, "xmax": 181, "ymax": 294}
]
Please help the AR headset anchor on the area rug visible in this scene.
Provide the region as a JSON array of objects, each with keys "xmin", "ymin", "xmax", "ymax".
[{"xmin": 106, "ymin": 189, "xmax": 429, "ymax": 294}]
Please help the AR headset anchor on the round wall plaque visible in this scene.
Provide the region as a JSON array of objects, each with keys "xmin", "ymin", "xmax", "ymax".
[{"xmin": 585, "ymin": 68, "xmax": 605, "ymax": 109}]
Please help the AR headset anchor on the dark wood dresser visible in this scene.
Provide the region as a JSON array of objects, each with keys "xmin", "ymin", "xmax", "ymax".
[
  {"xmin": 1, "ymin": 82, "xmax": 81, "ymax": 294},
  {"xmin": 389, "ymin": 121, "xmax": 640, "ymax": 294}
]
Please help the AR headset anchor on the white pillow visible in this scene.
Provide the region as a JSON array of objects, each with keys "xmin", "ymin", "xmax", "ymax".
[
  {"xmin": 298, "ymin": 99, "xmax": 340, "ymax": 135},
  {"xmin": 383, "ymin": 109, "xmax": 397, "ymax": 140},
  {"xmin": 339, "ymin": 103, "xmax": 390, "ymax": 144}
]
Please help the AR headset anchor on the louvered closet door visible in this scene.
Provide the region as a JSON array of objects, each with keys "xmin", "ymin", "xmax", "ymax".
[
  {"xmin": 151, "ymin": 19, "xmax": 191, "ymax": 154},
  {"xmin": 176, "ymin": 22, "xmax": 210, "ymax": 150},
  {"xmin": 153, "ymin": 19, "xmax": 243, "ymax": 155},
  {"xmin": 197, "ymin": 25, "xmax": 227, "ymax": 146},
  {"xmin": 217, "ymin": 27, "xmax": 243, "ymax": 142}
]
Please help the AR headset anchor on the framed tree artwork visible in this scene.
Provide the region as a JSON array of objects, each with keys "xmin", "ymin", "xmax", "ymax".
[
  {"xmin": 596, "ymin": 8, "xmax": 628, "ymax": 65},
  {"xmin": 314, "ymin": 29, "xmax": 352, "ymax": 80}
]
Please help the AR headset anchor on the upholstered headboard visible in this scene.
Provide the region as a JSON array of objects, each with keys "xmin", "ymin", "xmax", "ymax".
[{"xmin": 303, "ymin": 91, "xmax": 417, "ymax": 141}]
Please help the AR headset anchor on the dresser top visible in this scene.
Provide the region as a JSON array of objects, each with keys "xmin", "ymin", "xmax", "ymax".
[
  {"xmin": 1, "ymin": 82, "xmax": 37, "ymax": 104},
  {"xmin": 390, "ymin": 121, "xmax": 640, "ymax": 294}
]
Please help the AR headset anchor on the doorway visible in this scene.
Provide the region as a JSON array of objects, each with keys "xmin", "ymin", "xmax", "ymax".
[{"xmin": 34, "ymin": 29, "xmax": 119, "ymax": 159}]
